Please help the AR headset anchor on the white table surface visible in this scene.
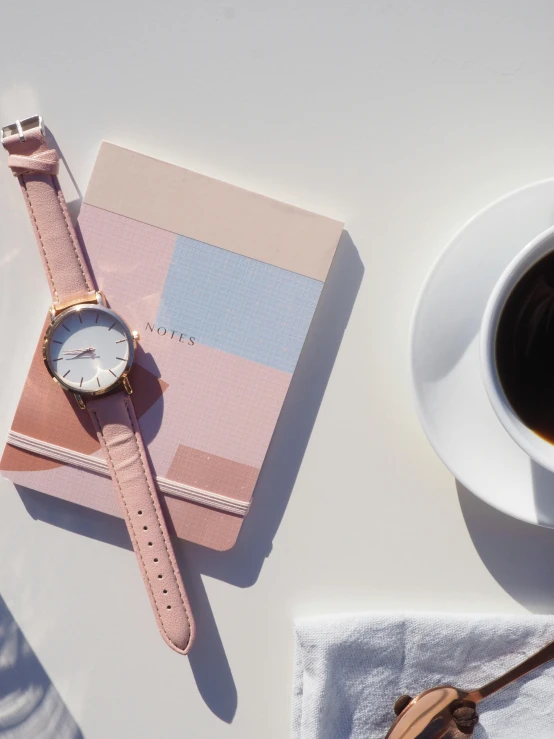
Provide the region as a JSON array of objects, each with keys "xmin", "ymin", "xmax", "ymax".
[{"xmin": 2, "ymin": 2, "xmax": 554, "ymax": 737}]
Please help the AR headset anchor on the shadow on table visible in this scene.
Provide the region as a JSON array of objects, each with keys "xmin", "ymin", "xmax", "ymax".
[
  {"xmin": 16, "ymin": 229, "xmax": 364, "ymax": 723},
  {"xmin": 457, "ymin": 480, "xmax": 554, "ymax": 613},
  {"xmin": 0, "ymin": 594, "xmax": 83, "ymax": 738}
]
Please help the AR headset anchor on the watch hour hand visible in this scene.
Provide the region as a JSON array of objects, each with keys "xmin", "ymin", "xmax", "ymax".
[{"xmin": 63, "ymin": 347, "xmax": 96, "ymax": 358}]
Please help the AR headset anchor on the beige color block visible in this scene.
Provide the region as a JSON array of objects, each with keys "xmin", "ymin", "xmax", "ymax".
[{"xmin": 84, "ymin": 143, "xmax": 343, "ymax": 281}]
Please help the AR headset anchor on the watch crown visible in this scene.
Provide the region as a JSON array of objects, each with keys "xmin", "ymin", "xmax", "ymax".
[{"xmin": 132, "ymin": 330, "xmax": 140, "ymax": 342}]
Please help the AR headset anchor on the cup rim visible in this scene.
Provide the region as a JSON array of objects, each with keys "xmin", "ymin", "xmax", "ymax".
[{"xmin": 480, "ymin": 224, "xmax": 554, "ymax": 473}]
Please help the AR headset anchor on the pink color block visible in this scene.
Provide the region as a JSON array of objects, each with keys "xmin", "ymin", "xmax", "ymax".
[
  {"xmin": 78, "ymin": 204, "xmax": 177, "ymax": 329},
  {"xmin": 143, "ymin": 341, "xmax": 292, "ymax": 473},
  {"xmin": 8, "ymin": 464, "xmax": 120, "ymax": 517}
]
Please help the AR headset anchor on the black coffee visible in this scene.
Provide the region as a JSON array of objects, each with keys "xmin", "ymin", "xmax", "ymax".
[{"xmin": 496, "ymin": 251, "xmax": 554, "ymax": 443}]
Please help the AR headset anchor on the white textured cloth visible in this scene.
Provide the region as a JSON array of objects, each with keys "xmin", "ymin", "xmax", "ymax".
[{"xmin": 292, "ymin": 612, "xmax": 554, "ymax": 739}]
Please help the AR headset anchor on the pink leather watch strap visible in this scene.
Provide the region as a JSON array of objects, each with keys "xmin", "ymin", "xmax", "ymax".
[
  {"xmin": 88, "ymin": 391, "xmax": 195, "ymax": 654},
  {"xmin": 4, "ymin": 118, "xmax": 195, "ymax": 653},
  {"xmin": 3, "ymin": 124, "xmax": 96, "ymax": 306}
]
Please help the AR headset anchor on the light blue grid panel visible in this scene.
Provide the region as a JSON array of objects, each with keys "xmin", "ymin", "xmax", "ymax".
[{"xmin": 156, "ymin": 235, "xmax": 324, "ymax": 373}]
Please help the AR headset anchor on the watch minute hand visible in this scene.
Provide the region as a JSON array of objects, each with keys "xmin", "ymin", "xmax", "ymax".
[{"xmin": 63, "ymin": 347, "xmax": 95, "ymax": 355}]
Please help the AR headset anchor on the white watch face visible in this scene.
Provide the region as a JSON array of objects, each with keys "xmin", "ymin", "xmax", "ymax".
[{"xmin": 44, "ymin": 305, "xmax": 133, "ymax": 395}]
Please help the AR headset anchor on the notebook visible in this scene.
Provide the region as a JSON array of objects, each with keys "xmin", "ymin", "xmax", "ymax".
[{"xmin": 0, "ymin": 142, "xmax": 343, "ymax": 550}]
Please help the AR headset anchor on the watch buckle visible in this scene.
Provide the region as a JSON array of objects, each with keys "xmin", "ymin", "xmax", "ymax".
[{"xmin": 1, "ymin": 115, "xmax": 45, "ymax": 148}]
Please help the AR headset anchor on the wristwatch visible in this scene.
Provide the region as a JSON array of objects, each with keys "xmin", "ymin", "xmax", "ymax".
[{"xmin": 2, "ymin": 116, "xmax": 195, "ymax": 654}]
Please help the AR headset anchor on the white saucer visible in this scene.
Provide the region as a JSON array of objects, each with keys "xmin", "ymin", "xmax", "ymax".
[{"xmin": 411, "ymin": 178, "xmax": 554, "ymax": 528}]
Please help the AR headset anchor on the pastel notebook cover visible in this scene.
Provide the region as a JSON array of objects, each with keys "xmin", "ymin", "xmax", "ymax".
[{"xmin": 1, "ymin": 143, "xmax": 343, "ymax": 550}]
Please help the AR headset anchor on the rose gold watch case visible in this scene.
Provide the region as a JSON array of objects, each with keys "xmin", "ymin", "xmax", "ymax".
[{"xmin": 42, "ymin": 302, "xmax": 135, "ymax": 400}]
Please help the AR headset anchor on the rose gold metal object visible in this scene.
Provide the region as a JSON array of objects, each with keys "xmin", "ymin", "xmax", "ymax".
[{"xmin": 385, "ymin": 639, "xmax": 554, "ymax": 738}]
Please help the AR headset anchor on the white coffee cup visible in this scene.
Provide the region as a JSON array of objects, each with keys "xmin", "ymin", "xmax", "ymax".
[{"xmin": 481, "ymin": 224, "xmax": 554, "ymax": 473}]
